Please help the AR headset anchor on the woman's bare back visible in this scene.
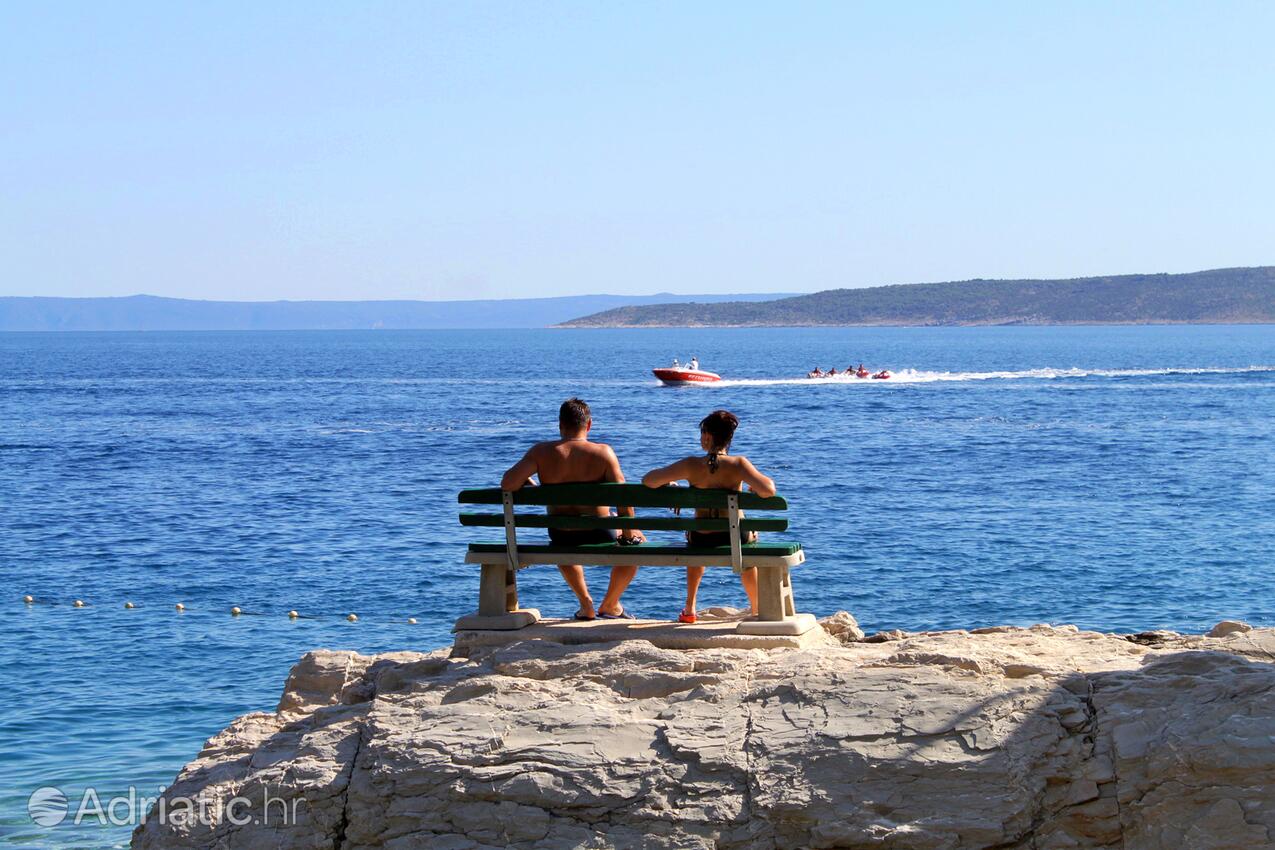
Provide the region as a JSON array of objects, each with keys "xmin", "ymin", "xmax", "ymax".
[{"xmin": 682, "ymin": 454, "xmax": 750, "ymax": 491}]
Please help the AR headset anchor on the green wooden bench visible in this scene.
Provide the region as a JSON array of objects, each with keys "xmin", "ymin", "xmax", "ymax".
[{"xmin": 455, "ymin": 482, "xmax": 814, "ymax": 635}]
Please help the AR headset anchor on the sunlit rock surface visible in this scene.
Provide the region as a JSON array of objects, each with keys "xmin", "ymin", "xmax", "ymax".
[{"xmin": 132, "ymin": 620, "xmax": 1275, "ymax": 850}]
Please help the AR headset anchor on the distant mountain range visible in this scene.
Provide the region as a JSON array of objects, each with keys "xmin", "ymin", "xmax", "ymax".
[
  {"xmin": 560, "ymin": 267, "xmax": 1275, "ymax": 327},
  {"xmin": 9, "ymin": 267, "xmax": 1273, "ymax": 331},
  {"xmin": 0, "ymin": 292, "xmax": 797, "ymax": 332}
]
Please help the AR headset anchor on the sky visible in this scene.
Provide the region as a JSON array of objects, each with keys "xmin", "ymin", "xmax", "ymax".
[{"xmin": 2, "ymin": 2, "xmax": 1274, "ymax": 302}]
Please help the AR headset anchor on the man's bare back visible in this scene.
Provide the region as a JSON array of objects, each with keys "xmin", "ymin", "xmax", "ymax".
[{"xmin": 504, "ymin": 438, "xmax": 622, "ymax": 517}]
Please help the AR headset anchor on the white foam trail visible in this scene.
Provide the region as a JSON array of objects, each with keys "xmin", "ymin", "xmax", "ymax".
[{"xmin": 712, "ymin": 365, "xmax": 1275, "ymax": 387}]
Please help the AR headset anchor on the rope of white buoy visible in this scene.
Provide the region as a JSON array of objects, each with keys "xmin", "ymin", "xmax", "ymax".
[{"xmin": 20, "ymin": 594, "xmax": 421, "ymax": 624}]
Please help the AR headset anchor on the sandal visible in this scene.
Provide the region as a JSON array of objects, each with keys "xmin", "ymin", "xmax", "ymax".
[
  {"xmin": 573, "ymin": 610, "xmax": 595, "ymax": 621},
  {"xmin": 598, "ymin": 607, "xmax": 635, "ymax": 620},
  {"xmin": 678, "ymin": 609, "xmax": 697, "ymax": 624}
]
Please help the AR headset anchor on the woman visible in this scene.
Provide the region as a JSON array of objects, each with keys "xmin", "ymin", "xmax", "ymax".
[{"xmin": 642, "ymin": 409, "xmax": 776, "ymax": 623}]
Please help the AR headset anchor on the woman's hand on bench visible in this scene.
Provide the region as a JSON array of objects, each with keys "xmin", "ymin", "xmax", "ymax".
[{"xmin": 618, "ymin": 529, "xmax": 646, "ymax": 545}]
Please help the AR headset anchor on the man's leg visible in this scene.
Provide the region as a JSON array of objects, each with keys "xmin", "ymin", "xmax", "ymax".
[
  {"xmin": 597, "ymin": 565, "xmax": 638, "ymax": 616},
  {"xmin": 558, "ymin": 564, "xmax": 595, "ymax": 618}
]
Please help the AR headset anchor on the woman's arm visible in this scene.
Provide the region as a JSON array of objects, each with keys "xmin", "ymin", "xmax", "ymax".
[
  {"xmin": 642, "ymin": 458, "xmax": 691, "ymax": 488},
  {"xmin": 737, "ymin": 457, "xmax": 776, "ymax": 499}
]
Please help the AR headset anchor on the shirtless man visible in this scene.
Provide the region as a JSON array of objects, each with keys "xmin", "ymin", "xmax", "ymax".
[{"xmin": 501, "ymin": 398, "xmax": 644, "ymax": 620}]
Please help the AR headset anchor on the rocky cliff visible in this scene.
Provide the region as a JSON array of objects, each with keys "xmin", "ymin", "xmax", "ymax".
[{"xmin": 131, "ymin": 619, "xmax": 1275, "ymax": 850}]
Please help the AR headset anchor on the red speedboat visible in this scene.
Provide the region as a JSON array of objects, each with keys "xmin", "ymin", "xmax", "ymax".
[{"xmin": 653, "ymin": 367, "xmax": 722, "ymax": 385}]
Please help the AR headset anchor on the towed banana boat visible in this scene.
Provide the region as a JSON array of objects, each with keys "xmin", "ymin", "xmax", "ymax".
[{"xmin": 806, "ymin": 368, "xmax": 892, "ymax": 380}]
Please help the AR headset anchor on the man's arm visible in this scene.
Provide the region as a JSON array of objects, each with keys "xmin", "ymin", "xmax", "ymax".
[
  {"xmin": 603, "ymin": 446, "xmax": 645, "ymax": 543},
  {"xmin": 500, "ymin": 447, "xmax": 539, "ymax": 491}
]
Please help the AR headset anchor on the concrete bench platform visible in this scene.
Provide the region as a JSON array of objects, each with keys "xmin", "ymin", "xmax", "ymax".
[{"xmin": 452, "ymin": 614, "xmax": 829, "ymax": 657}]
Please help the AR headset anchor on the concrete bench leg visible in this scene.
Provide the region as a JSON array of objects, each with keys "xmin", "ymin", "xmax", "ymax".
[
  {"xmin": 454, "ymin": 564, "xmax": 540, "ymax": 631},
  {"xmin": 736, "ymin": 565, "xmax": 815, "ymax": 636}
]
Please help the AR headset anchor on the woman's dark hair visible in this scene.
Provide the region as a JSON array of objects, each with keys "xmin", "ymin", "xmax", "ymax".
[{"xmin": 700, "ymin": 410, "xmax": 739, "ymax": 471}]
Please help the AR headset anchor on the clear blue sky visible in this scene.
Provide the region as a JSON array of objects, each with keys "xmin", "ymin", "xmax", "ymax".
[{"xmin": 3, "ymin": 2, "xmax": 1273, "ymax": 301}]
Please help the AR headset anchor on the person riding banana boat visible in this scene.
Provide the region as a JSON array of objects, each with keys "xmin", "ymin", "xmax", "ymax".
[{"xmin": 807, "ymin": 363, "xmax": 889, "ymax": 380}]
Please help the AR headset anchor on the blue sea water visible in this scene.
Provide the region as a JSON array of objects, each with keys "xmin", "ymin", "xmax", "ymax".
[{"xmin": 2, "ymin": 325, "xmax": 1273, "ymax": 848}]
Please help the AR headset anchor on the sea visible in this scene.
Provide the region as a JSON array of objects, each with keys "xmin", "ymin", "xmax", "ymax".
[{"xmin": 2, "ymin": 325, "xmax": 1273, "ymax": 847}]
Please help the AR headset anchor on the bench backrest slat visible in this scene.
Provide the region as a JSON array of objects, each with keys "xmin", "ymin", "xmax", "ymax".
[
  {"xmin": 459, "ymin": 513, "xmax": 788, "ymax": 533},
  {"xmin": 458, "ymin": 482, "xmax": 787, "ymax": 512}
]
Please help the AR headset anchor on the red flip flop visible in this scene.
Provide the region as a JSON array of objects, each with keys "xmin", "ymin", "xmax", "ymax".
[{"xmin": 678, "ymin": 609, "xmax": 697, "ymax": 624}]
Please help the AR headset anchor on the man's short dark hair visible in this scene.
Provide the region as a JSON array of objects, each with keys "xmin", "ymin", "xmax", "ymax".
[
  {"xmin": 700, "ymin": 409, "xmax": 739, "ymax": 450},
  {"xmin": 559, "ymin": 398, "xmax": 591, "ymax": 431}
]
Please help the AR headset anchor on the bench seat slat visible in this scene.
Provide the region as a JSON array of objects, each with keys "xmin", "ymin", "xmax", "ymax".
[
  {"xmin": 467, "ymin": 542, "xmax": 801, "ymax": 557},
  {"xmin": 464, "ymin": 541, "xmax": 804, "ymax": 569},
  {"xmin": 458, "ymin": 514, "xmax": 788, "ymax": 533},
  {"xmin": 458, "ymin": 483, "xmax": 787, "ymax": 511}
]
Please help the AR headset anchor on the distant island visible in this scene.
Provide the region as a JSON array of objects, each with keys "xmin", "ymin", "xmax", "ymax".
[
  {"xmin": 560, "ymin": 266, "xmax": 1275, "ymax": 327},
  {"xmin": 0, "ymin": 292, "xmax": 798, "ymax": 332}
]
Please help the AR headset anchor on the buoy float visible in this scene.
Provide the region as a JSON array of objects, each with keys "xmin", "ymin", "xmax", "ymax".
[{"xmin": 13, "ymin": 598, "xmax": 418, "ymax": 624}]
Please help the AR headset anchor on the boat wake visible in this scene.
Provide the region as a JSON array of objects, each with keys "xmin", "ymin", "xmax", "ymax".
[{"xmin": 713, "ymin": 365, "xmax": 1275, "ymax": 387}]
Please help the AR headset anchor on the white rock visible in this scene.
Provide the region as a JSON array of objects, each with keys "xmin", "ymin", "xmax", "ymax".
[
  {"xmin": 132, "ymin": 627, "xmax": 1275, "ymax": 850},
  {"xmin": 818, "ymin": 610, "xmax": 865, "ymax": 642},
  {"xmin": 1207, "ymin": 619, "xmax": 1253, "ymax": 638}
]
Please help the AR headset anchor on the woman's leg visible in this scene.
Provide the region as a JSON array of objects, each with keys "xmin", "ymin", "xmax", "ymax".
[
  {"xmin": 739, "ymin": 567, "xmax": 759, "ymax": 614},
  {"xmin": 685, "ymin": 566, "xmax": 706, "ymax": 613}
]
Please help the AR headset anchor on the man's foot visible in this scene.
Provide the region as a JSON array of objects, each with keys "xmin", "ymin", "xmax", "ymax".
[
  {"xmin": 573, "ymin": 609, "xmax": 596, "ymax": 621},
  {"xmin": 678, "ymin": 608, "xmax": 697, "ymax": 624},
  {"xmin": 598, "ymin": 606, "xmax": 635, "ymax": 620}
]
